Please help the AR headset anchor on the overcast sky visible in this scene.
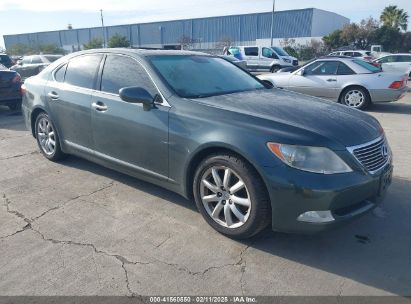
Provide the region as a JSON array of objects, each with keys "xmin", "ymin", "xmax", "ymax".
[{"xmin": 1, "ymin": 0, "xmax": 410, "ymax": 48}]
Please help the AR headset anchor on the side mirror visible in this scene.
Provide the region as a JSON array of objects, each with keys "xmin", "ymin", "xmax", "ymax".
[
  {"xmin": 119, "ymin": 87, "xmax": 154, "ymax": 111},
  {"xmin": 296, "ymin": 68, "xmax": 305, "ymax": 76}
]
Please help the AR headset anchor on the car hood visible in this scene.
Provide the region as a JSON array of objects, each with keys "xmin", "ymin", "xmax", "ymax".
[{"xmin": 190, "ymin": 89, "xmax": 381, "ymax": 149}]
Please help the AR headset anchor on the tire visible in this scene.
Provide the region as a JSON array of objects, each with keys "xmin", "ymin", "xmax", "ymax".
[
  {"xmin": 340, "ymin": 86, "xmax": 370, "ymax": 110},
  {"xmin": 8, "ymin": 100, "xmax": 22, "ymax": 111},
  {"xmin": 270, "ymin": 65, "xmax": 281, "ymax": 73},
  {"xmin": 193, "ymin": 153, "xmax": 271, "ymax": 239},
  {"xmin": 34, "ymin": 112, "xmax": 67, "ymax": 161}
]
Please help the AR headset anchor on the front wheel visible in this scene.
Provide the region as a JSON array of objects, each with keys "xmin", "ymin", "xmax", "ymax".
[
  {"xmin": 193, "ymin": 153, "xmax": 271, "ymax": 239},
  {"xmin": 35, "ymin": 112, "xmax": 67, "ymax": 161},
  {"xmin": 340, "ymin": 87, "xmax": 370, "ymax": 110},
  {"xmin": 270, "ymin": 65, "xmax": 281, "ymax": 73}
]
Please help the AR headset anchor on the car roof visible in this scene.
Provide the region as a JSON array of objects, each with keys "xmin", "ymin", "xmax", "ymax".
[{"xmin": 66, "ymin": 48, "xmax": 209, "ymax": 58}]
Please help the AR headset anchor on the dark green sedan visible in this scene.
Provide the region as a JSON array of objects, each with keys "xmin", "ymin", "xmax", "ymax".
[{"xmin": 22, "ymin": 49, "xmax": 393, "ymax": 239}]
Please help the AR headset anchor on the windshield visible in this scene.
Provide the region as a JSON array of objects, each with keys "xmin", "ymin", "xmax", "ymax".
[
  {"xmin": 353, "ymin": 59, "xmax": 381, "ymax": 73},
  {"xmin": 271, "ymin": 47, "xmax": 289, "ymax": 57},
  {"xmin": 149, "ymin": 55, "xmax": 264, "ymax": 98}
]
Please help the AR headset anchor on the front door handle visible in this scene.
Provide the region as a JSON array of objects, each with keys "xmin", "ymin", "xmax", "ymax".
[
  {"xmin": 92, "ymin": 101, "xmax": 108, "ymax": 112},
  {"xmin": 326, "ymin": 79, "xmax": 337, "ymax": 82},
  {"xmin": 47, "ymin": 91, "xmax": 59, "ymax": 100}
]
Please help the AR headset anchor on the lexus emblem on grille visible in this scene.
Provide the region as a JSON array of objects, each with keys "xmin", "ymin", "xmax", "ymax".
[{"xmin": 381, "ymin": 144, "xmax": 389, "ymax": 158}]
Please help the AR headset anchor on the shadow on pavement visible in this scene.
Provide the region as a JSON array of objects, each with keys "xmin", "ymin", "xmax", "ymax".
[
  {"xmin": 61, "ymin": 154, "xmax": 411, "ymax": 295},
  {"xmin": 0, "ymin": 105, "xmax": 25, "ymax": 131},
  {"xmin": 368, "ymin": 102, "xmax": 411, "ymax": 115}
]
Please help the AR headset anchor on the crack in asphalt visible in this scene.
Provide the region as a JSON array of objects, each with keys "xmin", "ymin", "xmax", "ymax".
[
  {"xmin": 0, "ymin": 151, "xmax": 38, "ymax": 161},
  {"xmin": 2, "ymin": 182, "xmax": 251, "ymax": 295}
]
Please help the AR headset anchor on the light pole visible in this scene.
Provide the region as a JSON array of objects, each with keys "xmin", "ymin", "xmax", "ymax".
[
  {"xmin": 100, "ymin": 9, "xmax": 106, "ymax": 48},
  {"xmin": 270, "ymin": 0, "xmax": 276, "ymax": 46}
]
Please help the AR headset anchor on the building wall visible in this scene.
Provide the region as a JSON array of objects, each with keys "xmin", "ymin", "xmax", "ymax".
[{"xmin": 3, "ymin": 8, "xmax": 349, "ymax": 52}]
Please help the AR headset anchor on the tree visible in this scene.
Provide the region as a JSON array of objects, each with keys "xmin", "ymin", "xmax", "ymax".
[
  {"xmin": 341, "ymin": 17, "xmax": 379, "ymax": 50},
  {"xmin": 380, "ymin": 5, "xmax": 409, "ymax": 31},
  {"xmin": 108, "ymin": 34, "xmax": 130, "ymax": 48},
  {"xmin": 374, "ymin": 26, "xmax": 404, "ymax": 52},
  {"xmin": 178, "ymin": 35, "xmax": 194, "ymax": 50},
  {"xmin": 38, "ymin": 44, "xmax": 65, "ymax": 54},
  {"xmin": 83, "ymin": 38, "xmax": 103, "ymax": 50},
  {"xmin": 401, "ymin": 32, "xmax": 411, "ymax": 52},
  {"xmin": 322, "ymin": 29, "xmax": 346, "ymax": 51}
]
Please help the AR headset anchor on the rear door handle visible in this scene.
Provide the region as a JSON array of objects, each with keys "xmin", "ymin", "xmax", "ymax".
[
  {"xmin": 47, "ymin": 91, "xmax": 59, "ymax": 100},
  {"xmin": 92, "ymin": 101, "xmax": 108, "ymax": 112},
  {"xmin": 327, "ymin": 79, "xmax": 337, "ymax": 82}
]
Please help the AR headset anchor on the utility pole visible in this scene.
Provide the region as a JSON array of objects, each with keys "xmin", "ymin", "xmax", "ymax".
[
  {"xmin": 100, "ymin": 9, "xmax": 106, "ymax": 48},
  {"xmin": 270, "ymin": 0, "xmax": 276, "ymax": 46}
]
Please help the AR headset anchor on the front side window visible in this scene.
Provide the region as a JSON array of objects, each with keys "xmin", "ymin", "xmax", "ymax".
[
  {"xmin": 304, "ymin": 61, "xmax": 339, "ymax": 75},
  {"xmin": 343, "ymin": 52, "xmax": 353, "ymax": 57},
  {"xmin": 399, "ymin": 55, "xmax": 411, "ymax": 62},
  {"xmin": 244, "ymin": 47, "xmax": 258, "ymax": 56},
  {"xmin": 101, "ymin": 55, "xmax": 158, "ymax": 97},
  {"xmin": 149, "ymin": 55, "xmax": 264, "ymax": 98},
  {"xmin": 262, "ymin": 47, "xmax": 278, "ymax": 59},
  {"xmin": 352, "ymin": 52, "xmax": 363, "ymax": 57},
  {"xmin": 65, "ymin": 54, "xmax": 102, "ymax": 89}
]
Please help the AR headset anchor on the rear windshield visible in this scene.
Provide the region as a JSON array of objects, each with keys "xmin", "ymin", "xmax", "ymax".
[
  {"xmin": 0, "ymin": 54, "xmax": 11, "ymax": 63},
  {"xmin": 353, "ymin": 59, "xmax": 381, "ymax": 73},
  {"xmin": 365, "ymin": 51, "xmax": 372, "ymax": 56},
  {"xmin": 0, "ymin": 63, "xmax": 7, "ymax": 70},
  {"xmin": 149, "ymin": 55, "xmax": 264, "ymax": 98}
]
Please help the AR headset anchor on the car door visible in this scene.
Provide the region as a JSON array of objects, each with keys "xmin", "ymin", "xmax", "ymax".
[
  {"xmin": 261, "ymin": 47, "xmax": 279, "ymax": 71},
  {"xmin": 46, "ymin": 54, "xmax": 103, "ymax": 150},
  {"xmin": 91, "ymin": 54, "xmax": 169, "ymax": 179},
  {"xmin": 398, "ymin": 55, "xmax": 411, "ymax": 75},
  {"xmin": 243, "ymin": 47, "xmax": 259, "ymax": 71},
  {"xmin": 286, "ymin": 61, "xmax": 339, "ymax": 99}
]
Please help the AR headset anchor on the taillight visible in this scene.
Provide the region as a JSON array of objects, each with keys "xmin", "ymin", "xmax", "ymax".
[
  {"xmin": 389, "ymin": 81, "xmax": 404, "ymax": 89},
  {"xmin": 372, "ymin": 62, "xmax": 381, "ymax": 68},
  {"xmin": 364, "ymin": 56, "xmax": 373, "ymax": 61},
  {"xmin": 12, "ymin": 73, "xmax": 21, "ymax": 83}
]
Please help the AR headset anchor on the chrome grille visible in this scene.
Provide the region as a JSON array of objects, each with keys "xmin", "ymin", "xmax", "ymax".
[{"xmin": 348, "ymin": 136, "xmax": 390, "ymax": 173}]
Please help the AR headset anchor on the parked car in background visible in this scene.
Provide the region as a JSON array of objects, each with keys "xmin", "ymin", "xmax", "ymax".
[
  {"xmin": 220, "ymin": 55, "xmax": 247, "ymax": 70},
  {"xmin": 328, "ymin": 50, "xmax": 374, "ymax": 62},
  {"xmin": 11, "ymin": 54, "xmax": 63, "ymax": 80},
  {"xmin": 223, "ymin": 46, "xmax": 298, "ymax": 73},
  {"xmin": 0, "ymin": 63, "xmax": 23, "ymax": 110},
  {"xmin": 23, "ymin": 49, "xmax": 392, "ymax": 238},
  {"xmin": 0, "ymin": 54, "xmax": 14, "ymax": 68},
  {"xmin": 258, "ymin": 57, "xmax": 408, "ymax": 110},
  {"xmin": 373, "ymin": 54, "xmax": 411, "ymax": 79}
]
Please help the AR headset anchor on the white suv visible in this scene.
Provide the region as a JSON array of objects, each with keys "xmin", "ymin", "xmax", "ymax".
[
  {"xmin": 224, "ymin": 46, "xmax": 298, "ymax": 73},
  {"xmin": 374, "ymin": 54, "xmax": 411, "ymax": 79}
]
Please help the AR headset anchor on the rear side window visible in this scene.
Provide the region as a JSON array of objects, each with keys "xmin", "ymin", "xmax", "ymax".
[
  {"xmin": 353, "ymin": 59, "xmax": 381, "ymax": 73},
  {"xmin": 337, "ymin": 63, "xmax": 355, "ymax": 75},
  {"xmin": 343, "ymin": 52, "xmax": 353, "ymax": 57},
  {"xmin": 54, "ymin": 64, "xmax": 67, "ymax": 82},
  {"xmin": 244, "ymin": 47, "xmax": 258, "ymax": 56},
  {"xmin": 101, "ymin": 55, "xmax": 158, "ymax": 96},
  {"xmin": 352, "ymin": 52, "xmax": 363, "ymax": 57},
  {"xmin": 65, "ymin": 54, "xmax": 102, "ymax": 89}
]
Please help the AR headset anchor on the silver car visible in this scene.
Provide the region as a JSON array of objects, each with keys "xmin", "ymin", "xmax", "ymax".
[{"xmin": 258, "ymin": 57, "xmax": 408, "ymax": 110}]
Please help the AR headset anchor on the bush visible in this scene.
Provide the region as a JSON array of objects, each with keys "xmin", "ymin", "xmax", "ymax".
[
  {"xmin": 108, "ymin": 34, "xmax": 130, "ymax": 48},
  {"xmin": 83, "ymin": 38, "xmax": 103, "ymax": 50}
]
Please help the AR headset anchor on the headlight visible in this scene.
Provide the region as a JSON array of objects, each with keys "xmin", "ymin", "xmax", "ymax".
[
  {"xmin": 267, "ymin": 143, "xmax": 352, "ymax": 174},
  {"xmin": 282, "ymin": 58, "xmax": 291, "ymax": 63}
]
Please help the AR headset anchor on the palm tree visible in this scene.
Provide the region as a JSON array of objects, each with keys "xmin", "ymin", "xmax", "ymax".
[{"xmin": 380, "ymin": 5, "xmax": 409, "ymax": 31}]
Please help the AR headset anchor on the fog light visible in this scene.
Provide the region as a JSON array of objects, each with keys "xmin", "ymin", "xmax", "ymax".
[{"xmin": 297, "ymin": 211, "xmax": 335, "ymax": 223}]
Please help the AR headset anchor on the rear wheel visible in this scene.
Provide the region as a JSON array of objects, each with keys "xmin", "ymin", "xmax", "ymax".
[
  {"xmin": 35, "ymin": 112, "xmax": 67, "ymax": 161},
  {"xmin": 193, "ymin": 153, "xmax": 271, "ymax": 239},
  {"xmin": 340, "ymin": 87, "xmax": 370, "ymax": 110}
]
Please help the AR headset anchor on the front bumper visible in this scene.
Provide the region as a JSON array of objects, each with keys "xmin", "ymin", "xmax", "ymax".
[
  {"xmin": 369, "ymin": 87, "xmax": 408, "ymax": 102},
  {"xmin": 261, "ymin": 161, "xmax": 393, "ymax": 233}
]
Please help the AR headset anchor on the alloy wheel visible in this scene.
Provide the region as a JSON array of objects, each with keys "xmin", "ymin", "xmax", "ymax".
[
  {"xmin": 344, "ymin": 90, "xmax": 365, "ymax": 108},
  {"xmin": 200, "ymin": 166, "xmax": 251, "ymax": 228},
  {"xmin": 37, "ymin": 117, "xmax": 56, "ymax": 155}
]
